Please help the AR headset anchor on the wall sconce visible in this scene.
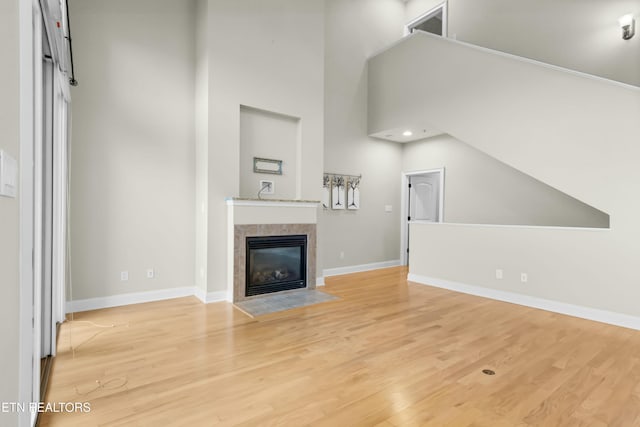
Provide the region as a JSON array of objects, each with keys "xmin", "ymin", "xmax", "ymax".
[{"xmin": 619, "ymin": 14, "xmax": 635, "ymax": 40}]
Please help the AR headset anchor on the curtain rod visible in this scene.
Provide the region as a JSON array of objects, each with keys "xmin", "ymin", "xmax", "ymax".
[
  {"xmin": 324, "ymin": 172, "xmax": 362, "ymax": 179},
  {"xmin": 65, "ymin": 0, "xmax": 78, "ymax": 86}
]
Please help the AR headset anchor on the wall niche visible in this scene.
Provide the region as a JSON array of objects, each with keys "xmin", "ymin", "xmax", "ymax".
[{"xmin": 239, "ymin": 105, "xmax": 301, "ymax": 200}]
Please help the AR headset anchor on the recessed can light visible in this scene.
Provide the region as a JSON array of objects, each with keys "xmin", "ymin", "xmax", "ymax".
[{"xmin": 402, "ymin": 130, "xmax": 413, "ymax": 137}]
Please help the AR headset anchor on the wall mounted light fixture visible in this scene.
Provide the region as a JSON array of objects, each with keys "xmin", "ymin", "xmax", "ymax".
[{"xmin": 619, "ymin": 14, "xmax": 635, "ymax": 40}]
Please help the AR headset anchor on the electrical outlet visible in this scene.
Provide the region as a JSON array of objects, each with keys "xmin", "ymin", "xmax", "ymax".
[
  {"xmin": 385, "ymin": 205, "xmax": 393, "ymax": 213},
  {"xmin": 495, "ymin": 269, "xmax": 503, "ymax": 280},
  {"xmin": 146, "ymin": 269, "xmax": 155, "ymax": 279},
  {"xmin": 340, "ymin": 251, "xmax": 345, "ymax": 260},
  {"xmin": 521, "ymin": 273, "xmax": 528, "ymax": 283},
  {"xmin": 259, "ymin": 180, "xmax": 274, "ymax": 194},
  {"xmin": 120, "ymin": 271, "xmax": 129, "ymax": 281}
]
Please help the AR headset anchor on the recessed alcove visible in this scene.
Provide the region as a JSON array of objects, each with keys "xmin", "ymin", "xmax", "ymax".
[{"xmin": 239, "ymin": 105, "xmax": 301, "ymax": 200}]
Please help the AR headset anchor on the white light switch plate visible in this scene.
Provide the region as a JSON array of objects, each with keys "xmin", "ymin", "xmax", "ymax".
[
  {"xmin": 0, "ymin": 150, "xmax": 17, "ymax": 198},
  {"xmin": 385, "ymin": 205, "xmax": 393, "ymax": 212}
]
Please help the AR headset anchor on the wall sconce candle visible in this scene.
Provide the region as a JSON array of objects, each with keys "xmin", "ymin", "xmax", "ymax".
[{"xmin": 619, "ymin": 14, "xmax": 635, "ymax": 40}]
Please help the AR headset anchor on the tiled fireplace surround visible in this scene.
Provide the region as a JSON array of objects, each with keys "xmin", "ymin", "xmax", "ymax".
[{"xmin": 227, "ymin": 199, "xmax": 319, "ymax": 303}]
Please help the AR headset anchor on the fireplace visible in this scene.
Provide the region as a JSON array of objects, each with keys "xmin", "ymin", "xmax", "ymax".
[{"xmin": 245, "ymin": 235, "xmax": 307, "ymax": 296}]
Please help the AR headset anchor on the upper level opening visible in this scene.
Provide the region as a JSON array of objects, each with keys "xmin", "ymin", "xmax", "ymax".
[{"xmin": 405, "ymin": 2, "xmax": 447, "ymax": 37}]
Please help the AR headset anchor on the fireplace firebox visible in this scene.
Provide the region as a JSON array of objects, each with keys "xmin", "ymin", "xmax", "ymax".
[{"xmin": 245, "ymin": 235, "xmax": 307, "ymax": 296}]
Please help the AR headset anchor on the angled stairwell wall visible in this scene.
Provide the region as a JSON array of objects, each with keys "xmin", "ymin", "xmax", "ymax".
[
  {"xmin": 369, "ymin": 32, "xmax": 640, "ymax": 321},
  {"xmin": 403, "ymin": 134, "xmax": 609, "ymax": 229}
]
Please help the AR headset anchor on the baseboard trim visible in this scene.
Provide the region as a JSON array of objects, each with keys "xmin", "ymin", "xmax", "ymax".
[
  {"xmin": 66, "ymin": 287, "xmax": 197, "ymax": 313},
  {"xmin": 408, "ymin": 273, "xmax": 640, "ymax": 331},
  {"xmin": 205, "ymin": 291, "xmax": 228, "ymax": 304},
  {"xmin": 67, "ymin": 287, "xmax": 229, "ymax": 313},
  {"xmin": 323, "ymin": 260, "xmax": 401, "ymax": 278},
  {"xmin": 194, "ymin": 287, "xmax": 207, "ymax": 304}
]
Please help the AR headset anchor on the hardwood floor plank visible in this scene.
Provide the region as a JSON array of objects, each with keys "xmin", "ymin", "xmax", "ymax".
[{"xmin": 40, "ymin": 267, "xmax": 640, "ymax": 426}]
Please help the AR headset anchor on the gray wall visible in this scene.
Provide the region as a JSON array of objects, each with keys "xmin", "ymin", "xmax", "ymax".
[
  {"xmin": 405, "ymin": 0, "xmax": 640, "ymax": 86},
  {"xmin": 0, "ymin": 0, "xmax": 20, "ymax": 423},
  {"xmin": 195, "ymin": 0, "xmax": 209, "ymax": 294},
  {"xmin": 403, "ymin": 134, "xmax": 609, "ymax": 228},
  {"xmin": 69, "ymin": 0, "xmax": 196, "ymax": 299},
  {"xmin": 321, "ymin": 0, "xmax": 405, "ymax": 270},
  {"xmin": 205, "ymin": 0, "xmax": 325, "ymax": 291}
]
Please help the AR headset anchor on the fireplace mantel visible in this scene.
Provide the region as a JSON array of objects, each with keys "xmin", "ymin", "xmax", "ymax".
[
  {"xmin": 226, "ymin": 197, "xmax": 320, "ymax": 208},
  {"xmin": 226, "ymin": 197, "xmax": 319, "ymax": 302}
]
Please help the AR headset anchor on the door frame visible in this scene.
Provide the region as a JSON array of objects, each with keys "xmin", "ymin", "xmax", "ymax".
[
  {"xmin": 19, "ymin": 1, "xmax": 39, "ymax": 425},
  {"xmin": 400, "ymin": 168, "xmax": 445, "ymax": 266},
  {"xmin": 19, "ymin": 1, "xmax": 69, "ymax": 423}
]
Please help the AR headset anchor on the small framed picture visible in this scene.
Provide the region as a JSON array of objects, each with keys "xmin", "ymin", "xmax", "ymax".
[
  {"xmin": 331, "ymin": 176, "xmax": 345, "ymax": 210},
  {"xmin": 253, "ymin": 157, "xmax": 283, "ymax": 175},
  {"xmin": 322, "ymin": 175, "xmax": 331, "ymax": 209},
  {"xmin": 347, "ymin": 177, "xmax": 360, "ymax": 210}
]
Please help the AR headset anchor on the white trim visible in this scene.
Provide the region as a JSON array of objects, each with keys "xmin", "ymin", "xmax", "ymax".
[
  {"xmin": 323, "ymin": 260, "xmax": 401, "ymax": 277},
  {"xmin": 51, "ymin": 82, "xmax": 68, "ymax": 340},
  {"xmin": 404, "ymin": 1, "xmax": 448, "ymax": 37},
  {"xmin": 315, "ymin": 277, "xmax": 325, "ymax": 287},
  {"xmin": 374, "ymin": 30, "xmax": 640, "ymax": 93},
  {"xmin": 31, "ymin": 3, "xmax": 44, "ymax": 422},
  {"xmin": 408, "ymin": 273, "xmax": 640, "ymax": 331},
  {"xmin": 19, "ymin": 0, "xmax": 36, "ymax": 424},
  {"xmin": 67, "ymin": 287, "xmax": 229, "ymax": 313},
  {"xmin": 410, "ymin": 221, "xmax": 611, "ymax": 232},
  {"xmin": 225, "ymin": 199, "xmax": 319, "ymax": 208},
  {"xmin": 194, "ymin": 287, "xmax": 207, "ymax": 303},
  {"xmin": 194, "ymin": 287, "xmax": 228, "ymax": 304},
  {"xmin": 295, "ymin": 119, "xmax": 303, "ymax": 200},
  {"xmin": 400, "ymin": 168, "xmax": 445, "ymax": 266},
  {"xmin": 67, "ymin": 287, "xmax": 198, "ymax": 313},
  {"xmin": 205, "ymin": 291, "xmax": 228, "ymax": 303}
]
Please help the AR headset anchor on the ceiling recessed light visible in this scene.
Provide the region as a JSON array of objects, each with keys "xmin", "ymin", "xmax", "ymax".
[{"xmin": 402, "ymin": 130, "xmax": 413, "ymax": 137}]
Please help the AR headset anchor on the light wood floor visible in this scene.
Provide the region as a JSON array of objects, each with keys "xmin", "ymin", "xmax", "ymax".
[{"xmin": 41, "ymin": 267, "xmax": 640, "ymax": 426}]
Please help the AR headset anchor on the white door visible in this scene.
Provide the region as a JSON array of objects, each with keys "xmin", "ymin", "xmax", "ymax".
[
  {"xmin": 404, "ymin": 171, "xmax": 443, "ymax": 266},
  {"xmin": 409, "ymin": 174, "xmax": 440, "ymax": 222}
]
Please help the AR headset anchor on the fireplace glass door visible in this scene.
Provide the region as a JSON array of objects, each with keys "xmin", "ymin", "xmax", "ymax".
[{"xmin": 246, "ymin": 235, "xmax": 307, "ymax": 296}]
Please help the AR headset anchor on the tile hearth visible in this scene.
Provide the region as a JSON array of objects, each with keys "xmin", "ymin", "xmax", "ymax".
[{"xmin": 234, "ymin": 289, "xmax": 338, "ymax": 317}]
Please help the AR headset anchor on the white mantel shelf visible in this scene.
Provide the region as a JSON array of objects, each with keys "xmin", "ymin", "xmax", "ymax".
[{"xmin": 225, "ymin": 197, "xmax": 320, "ymax": 208}]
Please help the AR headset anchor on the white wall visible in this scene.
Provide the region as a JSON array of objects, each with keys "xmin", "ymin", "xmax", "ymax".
[
  {"xmin": 0, "ymin": 0, "xmax": 21, "ymax": 423},
  {"xmin": 321, "ymin": 0, "xmax": 405, "ymax": 270},
  {"xmin": 69, "ymin": 0, "xmax": 196, "ymax": 300},
  {"xmin": 370, "ymin": 32, "xmax": 640, "ymax": 317},
  {"xmin": 239, "ymin": 106, "xmax": 299, "ymax": 200},
  {"xmin": 403, "ymin": 134, "xmax": 609, "ymax": 228},
  {"xmin": 405, "ymin": 0, "xmax": 640, "ymax": 86},
  {"xmin": 204, "ymin": 0, "xmax": 325, "ymax": 293}
]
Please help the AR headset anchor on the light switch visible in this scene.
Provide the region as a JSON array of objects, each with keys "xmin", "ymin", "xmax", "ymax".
[
  {"xmin": 0, "ymin": 150, "xmax": 17, "ymax": 198},
  {"xmin": 385, "ymin": 205, "xmax": 393, "ymax": 212}
]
